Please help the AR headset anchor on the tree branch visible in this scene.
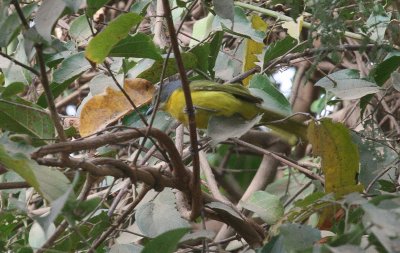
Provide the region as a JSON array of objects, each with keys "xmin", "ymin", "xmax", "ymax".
[{"xmin": 161, "ymin": 0, "xmax": 202, "ymax": 220}]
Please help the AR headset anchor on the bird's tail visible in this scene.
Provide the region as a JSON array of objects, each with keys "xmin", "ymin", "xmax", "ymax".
[{"xmin": 259, "ymin": 109, "xmax": 309, "ymax": 143}]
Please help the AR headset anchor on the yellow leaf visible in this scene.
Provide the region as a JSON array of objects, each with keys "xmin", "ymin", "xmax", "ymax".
[
  {"xmin": 308, "ymin": 119, "xmax": 363, "ymax": 229},
  {"xmin": 308, "ymin": 118, "xmax": 363, "ymax": 197},
  {"xmin": 242, "ymin": 15, "xmax": 267, "ymax": 86},
  {"xmin": 281, "ymin": 16, "xmax": 303, "ymax": 41},
  {"xmin": 79, "ymin": 78, "xmax": 154, "ymax": 137}
]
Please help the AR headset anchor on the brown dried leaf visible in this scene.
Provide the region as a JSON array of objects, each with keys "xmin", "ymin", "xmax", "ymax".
[{"xmin": 79, "ymin": 78, "xmax": 154, "ymax": 137}]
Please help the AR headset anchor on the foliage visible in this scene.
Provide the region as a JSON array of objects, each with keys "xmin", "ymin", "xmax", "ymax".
[{"xmin": 0, "ymin": 0, "xmax": 399, "ymax": 252}]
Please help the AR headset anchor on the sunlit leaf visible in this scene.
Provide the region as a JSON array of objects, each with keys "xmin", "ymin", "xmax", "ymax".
[
  {"xmin": 85, "ymin": 13, "xmax": 142, "ymax": 64},
  {"xmin": 242, "ymin": 15, "xmax": 267, "ymax": 86},
  {"xmin": 189, "ymin": 13, "xmax": 214, "ymax": 47},
  {"xmin": 79, "ymin": 78, "xmax": 154, "ymax": 137},
  {"xmin": 109, "ymin": 33, "xmax": 162, "ymax": 60},
  {"xmin": 281, "ymin": 16, "xmax": 303, "ymax": 41}
]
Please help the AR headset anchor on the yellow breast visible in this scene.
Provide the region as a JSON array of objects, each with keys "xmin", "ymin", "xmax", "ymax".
[{"xmin": 163, "ymin": 88, "xmax": 260, "ymax": 129}]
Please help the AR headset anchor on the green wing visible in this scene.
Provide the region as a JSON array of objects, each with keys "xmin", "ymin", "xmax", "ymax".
[{"xmin": 189, "ymin": 80, "xmax": 263, "ymax": 104}]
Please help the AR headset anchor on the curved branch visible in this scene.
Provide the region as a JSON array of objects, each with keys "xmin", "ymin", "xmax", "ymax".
[{"xmin": 32, "ymin": 128, "xmax": 191, "ymax": 188}]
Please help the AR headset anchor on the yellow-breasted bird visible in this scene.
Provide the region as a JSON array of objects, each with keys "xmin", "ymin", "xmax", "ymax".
[{"xmin": 156, "ymin": 80, "xmax": 308, "ymax": 143}]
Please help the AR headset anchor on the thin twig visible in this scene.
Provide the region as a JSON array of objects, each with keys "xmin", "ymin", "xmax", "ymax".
[
  {"xmin": 35, "ymin": 45, "xmax": 67, "ymax": 141},
  {"xmin": 365, "ymin": 164, "xmax": 398, "ymax": 193},
  {"xmin": 161, "ymin": 0, "xmax": 202, "ymax": 220},
  {"xmin": 0, "ymin": 51, "xmax": 40, "ymax": 77},
  {"xmin": 233, "ymin": 139, "xmax": 325, "ymax": 183},
  {"xmin": 199, "ymin": 150, "xmax": 230, "ymax": 203},
  {"xmin": 12, "ymin": 0, "xmax": 67, "ymax": 142},
  {"xmin": 0, "ymin": 181, "xmax": 30, "ymax": 189}
]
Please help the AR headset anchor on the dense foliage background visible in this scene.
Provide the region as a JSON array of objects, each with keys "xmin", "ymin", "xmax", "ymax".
[{"xmin": 0, "ymin": 0, "xmax": 399, "ymax": 252}]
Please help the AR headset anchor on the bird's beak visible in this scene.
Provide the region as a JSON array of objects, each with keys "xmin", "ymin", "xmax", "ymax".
[{"xmin": 146, "ymin": 105, "xmax": 154, "ymax": 116}]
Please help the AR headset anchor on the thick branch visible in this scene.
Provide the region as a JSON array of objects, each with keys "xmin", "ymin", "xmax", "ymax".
[{"xmin": 32, "ymin": 128, "xmax": 191, "ymax": 188}]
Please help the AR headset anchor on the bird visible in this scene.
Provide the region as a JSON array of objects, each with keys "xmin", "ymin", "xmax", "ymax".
[{"xmin": 155, "ymin": 79, "xmax": 308, "ymax": 143}]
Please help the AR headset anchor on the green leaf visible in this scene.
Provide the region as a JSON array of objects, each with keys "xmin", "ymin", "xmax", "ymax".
[
  {"xmin": 361, "ymin": 203, "xmax": 400, "ymax": 252},
  {"xmin": 365, "ymin": 4, "xmax": 391, "ymax": 43},
  {"xmin": 53, "ymin": 52, "xmax": 91, "ymax": 84},
  {"xmin": 372, "ymin": 52, "xmax": 400, "ymax": 86},
  {"xmin": 28, "ymin": 222, "xmax": 56, "ymax": 249},
  {"xmin": 189, "ymin": 13, "xmax": 214, "ymax": 47},
  {"xmin": 85, "ymin": 13, "xmax": 142, "ymax": 64},
  {"xmin": 141, "ymin": 228, "xmax": 189, "ymax": 253},
  {"xmin": 213, "ymin": 7, "xmax": 265, "ymax": 43},
  {"xmin": 212, "ymin": 0, "xmax": 234, "ymax": 25},
  {"xmin": 0, "ymin": 98, "xmax": 55, "ymax": 140},
  {"xmin": 129, "ymin": 52, "xmax": 197, "ymax": 83},
  {"xmin": 1, "ymin": 82, "xmax": 25, "ymax": 97},
  {"xmin": 86, "ymin": 0, "xmax": 110, "ymax": 16},
  {"xmin": 208, "ymin": 31, "xmax": 223, "ymax": 77},
  {"xmin": 214, "ymin": 51, "xmax": 241, "ymax": 80},
  {"xmin": 351, "ymin": 130, "xmax": 397, "ymax": 193},
  {"xmin": 0, "ymin": 3, "xmax": 37, "ymax": 47},
  {"xmin": 2, "ymin": 36, "xmax": 32, "ymax": 87},
  {"xmin": 280, "ymin": 223, "xmax": 321, "ymax": 251},
  {"xmin": 241, "ymin": 191, "xmax": 284, "ymax": 224},
  {"xmin": 191, "ymin": 43, "xmax": 210, "ymax": 74},
  {"xmin": 249, "ymin": 74, "xmax": 292, "ymax": 116},
  {"xmin": 315, "ymin": 69, "xmax": 380, "ymax": 100},
  {"xmin": 263, "ymin": 36, "xmax": 297, "ymax": 65},
  {"xmin": 130, "ymin": 0, "xmax": 152, "ymax": 15},
  {"xmin": 109, "ymin": 33, "xmax": 162, "ymax": 60},
  {"xmin": 208, "ymin": 114, "xmax": 262, "ymax": 144},
  {"xmin": 0, "ymin": 136, "xmax": 71, "ymax": 202},
  {"xmin": 38, "ymin": 52, "xmax": 91, "ymax": 108},
  {"xmin": 45, "ymin": 52, "xmax": 90, "ymax": 101},
  {"xmin": 69, "ymin": 15, "xmax": 93, "ymax": 44},
  {"xmin": 33, "ymin": 0, "xmax": 66, "ymax": 42},
  {"xmin": 135, "ymin": 189, "xmax": 190, "ymax": 238}
]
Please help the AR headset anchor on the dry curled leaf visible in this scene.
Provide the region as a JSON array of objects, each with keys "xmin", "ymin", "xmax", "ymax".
[{"xmin": 79, "ymin": 78, "xmax": 154, "ymax": 137}]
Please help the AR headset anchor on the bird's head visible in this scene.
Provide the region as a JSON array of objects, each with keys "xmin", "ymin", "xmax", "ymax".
[
  {"xmin": 147, "ymin": 80, "xmax": 183, "ymax": 115},
  {"xmin": 158, "ymin": 80, "xmax": 182, "ymax": 107}
]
